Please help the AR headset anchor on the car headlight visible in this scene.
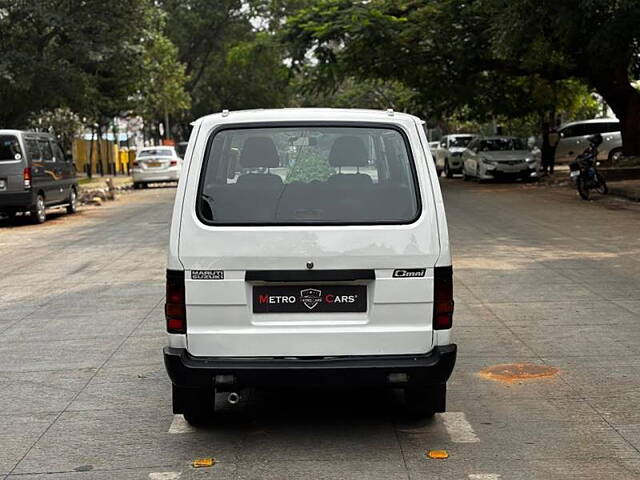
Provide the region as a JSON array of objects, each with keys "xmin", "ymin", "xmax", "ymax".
[
  {"xmin": 525, "ymin": 156, "xmax": 536, "ymax": 163},
  {"xmin": 482, "ymin": 158, "xmax": 497, "ymax": 166}
]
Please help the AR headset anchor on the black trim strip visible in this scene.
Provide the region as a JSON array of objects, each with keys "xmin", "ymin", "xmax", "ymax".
[{"xmin": 245, "ymin": 269, "xmax": 375, "ymax": 282}]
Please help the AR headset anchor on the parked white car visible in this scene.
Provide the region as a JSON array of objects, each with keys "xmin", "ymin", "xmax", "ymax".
[
  {"xmin": 132, "ymin": 146, "xmax": 181, "ymax": 189},
  {"xmin": 164, "ymin": 108, "xmax": 456, "ymax": 425},
  {"xmin": 432, "ymin": 134, "xmax": 478, "ymax": 177},
  {"xmin": 428, "ymin": 141, "xmax": 441, "ymax": 174},
  {"xmin": 555, "ymin": 119, "xmax": 622, "ymax": 164},
  {"xmin": 462, "ymin": 136, "xmax": 540, "ymax": 181}
]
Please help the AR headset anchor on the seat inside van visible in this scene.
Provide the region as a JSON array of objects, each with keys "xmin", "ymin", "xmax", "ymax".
[
  {"xmin": 235, "ymin": 137, "xmax": 283, "ymax": 186},
  {"xmin": 200, "ymin": 127, "xmax": 419, "ymax": 224},
  {"xmin": 326, "ymin": 136, "xmax": 373, "ymax": 187}
]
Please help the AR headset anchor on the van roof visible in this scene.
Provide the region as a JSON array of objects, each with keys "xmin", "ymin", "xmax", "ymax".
[
  {"xmin": 560, "ymin": 118, "xmax": 619, "ymax": 129},
  {"xmin": 0, "ymin": 129, "xmax": 55, "ymax": 139},
  {"xmin": 193, "ymin": 108, "xmax": 421, "ymax": 128},
  {"xmin": 0, "ymin": 129, "xmax": 26, "ymax": 136}
]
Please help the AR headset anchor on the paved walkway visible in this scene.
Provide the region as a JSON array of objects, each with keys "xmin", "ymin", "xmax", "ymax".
[{"xmin": 1, "ymin": 181, "xmax": 639, "ymax": 479}]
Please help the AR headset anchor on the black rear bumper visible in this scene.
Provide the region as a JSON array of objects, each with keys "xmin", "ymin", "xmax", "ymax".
[
  {"xmin": 163, "ymin": 344, "xmax": 457, "ymax": 389},
  {"xmin": 0, "ymin": 191, "xmax": 34, "ymax": 210}
]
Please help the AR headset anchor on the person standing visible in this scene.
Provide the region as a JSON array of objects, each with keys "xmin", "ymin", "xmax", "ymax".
[
  {"xmin": 548, "ymin": 127, "xmax": 560, "ymax": 174},
  {"xmin": 541, "ymin": 122, "xmax": 552, "ymax": 175}
]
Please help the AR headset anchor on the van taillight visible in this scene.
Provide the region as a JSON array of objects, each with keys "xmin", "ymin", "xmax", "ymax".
[
  {"xmin": 433, "ymin": 266, "xmax": 454, "ymax": 330},
  {"xmin": 23, "ymin": 167, "xmax": 32, "ymax": 189},
  {"xmin": 166, "ymin": 270, "xmax": 186, "ymax": 333},
  {"xmin": 170, "ymin": 160, "xmax": 177, "ymax": 166}
]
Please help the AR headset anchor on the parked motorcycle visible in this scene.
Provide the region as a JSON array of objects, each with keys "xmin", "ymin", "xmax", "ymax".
[{"xmin": 569, "ymin": 134, "xmax": 608, "ymax": 200}]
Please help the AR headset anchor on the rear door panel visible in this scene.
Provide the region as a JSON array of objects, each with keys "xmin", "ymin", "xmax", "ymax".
[
  {"xmin": 0, "ymin": 134, "xmax": 27, "ymax": 195},
  {"xmin": 178, "ymin": 120, "xmax": 440, "ymax": 358}
]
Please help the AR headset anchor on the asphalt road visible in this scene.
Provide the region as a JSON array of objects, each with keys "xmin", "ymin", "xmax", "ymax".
[{"xmin": 1, "ymin": 180, "xmax": 640, "ymax": 479}]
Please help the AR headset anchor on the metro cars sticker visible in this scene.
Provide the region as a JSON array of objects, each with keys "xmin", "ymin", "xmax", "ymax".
[{"xmin": 253, "ymin": 285, "xmax": 366, "ymax": 313}]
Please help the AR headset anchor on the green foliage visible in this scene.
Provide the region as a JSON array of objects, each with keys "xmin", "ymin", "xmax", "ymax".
[
  {"xmin": 286, "ymin": 149, "xmax": 334, "ymax": 183},
  {"xmin": 161, "ymin": 1, "xmax": 293, "ymax": 133},
  {"xmin": 292, "ymin": 75, "xmax": 420, "ymax": 113},
  {"xmin": 27, "ymin": 107, "xmax": 83, "ymax": 153},
  {"xmin": 283, "ymin": 0, "xmax": 640, "ymax": 150},
  {"xmin": 0, "ymin": 0, "xmax": 162, "ymax": 127},
  {"xmin": 137, "ymin": 30, "xmax": 191, "ymax": 122}
]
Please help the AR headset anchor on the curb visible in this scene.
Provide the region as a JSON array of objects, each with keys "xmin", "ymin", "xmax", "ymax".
[{"xmin": 608, "ymin": 186, "xmax": 640, "ymax": 202}]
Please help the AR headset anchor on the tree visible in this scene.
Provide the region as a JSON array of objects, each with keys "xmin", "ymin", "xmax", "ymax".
[
  {"xmin": 0, "ymin": 1, "xmax": 164, "ymax": 128},
  {"xmin": 137, "ymin": 30, "xmax": 191, "ymax": 139},
  {"xmin": 27, "ymin": 107, "xmax": 83, "ymax": 154},
  {"xmin": 160, "ymin": 1, "xmax": 293, "ymax": 135},
  {"xmin": 490, "ymin": 0, "xmax": 640, "ymax": 155},
  {"xmin": 283, "ymin": 0, "xmax": 640, "ymax": 153}
]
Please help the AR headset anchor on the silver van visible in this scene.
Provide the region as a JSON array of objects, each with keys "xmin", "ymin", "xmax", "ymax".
[
  {"xmin": 555, "ymin": 119, "xmax": 622, "ymax": 164},
  {"xmin": 0, "ymin": 130, "xmax": 78, "ymax": 223}
]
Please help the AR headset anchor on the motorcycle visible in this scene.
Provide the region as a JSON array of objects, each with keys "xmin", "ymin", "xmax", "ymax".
[{"xmin": 569, "ymin": 134, "xmax": 608, "ymax": 200}]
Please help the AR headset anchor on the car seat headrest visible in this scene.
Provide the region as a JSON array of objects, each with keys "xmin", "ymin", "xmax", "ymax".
[
  {"xmin": 240, "ymin": 137, "xmax": 280, "ymax": 169},
  {"xmin": 328, "ymin": 136, "xmax": 368, "ymax": 167}
]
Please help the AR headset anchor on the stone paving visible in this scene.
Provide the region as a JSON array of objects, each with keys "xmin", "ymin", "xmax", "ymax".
[{"xmin": 0, "ymin": 180, "xmax": 639, "ymax": 479}]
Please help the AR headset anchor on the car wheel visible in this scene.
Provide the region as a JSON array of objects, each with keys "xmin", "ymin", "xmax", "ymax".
[
  {"xmin": 31, "ymin": 194, "xmax": 46, "ymax": 224},
  {"xmin": 133, "ymin": 182, "xmax": 141, "ymax": 190},
  {"xmin": 444, "ymin": 160, "xmax": 453, "ymax": 178},
  {"xmin": 608, "ymin": 148, "xmax": 623, "ymax": 165},
  {"xmin": 174, "ymin": 385, "xmax": 215, "ymax": 427},
  {"xmin": 404, "ymin": 385, "xmax": 443, "ymax": 419},
  {"xmin": 66, "ymin": 188, "xmax": 78, "ymax": 214}
]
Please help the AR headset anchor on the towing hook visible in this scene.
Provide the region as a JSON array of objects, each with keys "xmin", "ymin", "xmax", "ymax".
[{"xmin": 227, "ymin": 392, "xmax": 240, "ymax": 405}]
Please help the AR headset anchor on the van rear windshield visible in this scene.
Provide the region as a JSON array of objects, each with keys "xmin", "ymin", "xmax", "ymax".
[
  {"xmin": 0, "ymin": 135, "xmax": 22, "ymax": 162},
  {"xmin": 197, "ymin": 125, "xmax": 420, "ymax": 225}
]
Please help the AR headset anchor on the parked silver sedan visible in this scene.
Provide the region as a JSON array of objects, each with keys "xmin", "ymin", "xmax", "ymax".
[
  {"xmin": 132, "ymin": 146, "xmax": 182, "ymax": 189},
  {"xmin": 462, "ymin": 137, "xmax": 540, "ymax": 182}
]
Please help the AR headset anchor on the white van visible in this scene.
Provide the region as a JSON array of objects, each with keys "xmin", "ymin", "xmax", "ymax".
[{"xmin": 164, "ymin": 109, "xmax": 456, "ymax": 425}]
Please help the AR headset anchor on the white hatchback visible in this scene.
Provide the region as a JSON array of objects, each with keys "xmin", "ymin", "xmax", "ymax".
[
  {"xmin": 132, "ymin": 146, "xmax": 181, "ymax": 189},
  {"xmin": 164, "ymin": 108, "xmax": 456, "ymax": 425}
]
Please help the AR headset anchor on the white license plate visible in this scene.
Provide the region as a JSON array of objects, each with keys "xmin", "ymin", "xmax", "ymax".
[{"xmin": 570, "ymin": 171, "xmax": 580, "ymax": 178}]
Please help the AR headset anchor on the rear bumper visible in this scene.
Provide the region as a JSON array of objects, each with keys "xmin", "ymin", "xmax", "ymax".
[
  {"xmin": 163, "ymin": 344, "xmax": 457, "ymax": 389},
  {"xmin": 0, "ymin": 191, "xmax": 34, "ymax": 210},
  {"xmin": 480, "ymin": 166, "xmax": 537, "ymax": 180},
  {"xmin": 132, "ymin": 169, "xmax": 179, "ymax": 183}
]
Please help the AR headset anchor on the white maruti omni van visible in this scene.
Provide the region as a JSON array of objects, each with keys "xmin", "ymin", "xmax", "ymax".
[{"xmin": 164, "ymin": 108, "xmax": 456, "ymax": 425}]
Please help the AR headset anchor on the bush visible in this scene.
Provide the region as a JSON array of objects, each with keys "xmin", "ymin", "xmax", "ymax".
[{"xmin": 286, "ymin": 149, "xmax": 334, "ymax": 183}]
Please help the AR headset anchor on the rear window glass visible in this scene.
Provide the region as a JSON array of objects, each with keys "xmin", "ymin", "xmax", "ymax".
[
  {"xmin": 449, "ymin": 136, "xmax": 473, "ymax": 148},
  {"xmin": 38, "ymin": 139, "xmax": 53, "ymax": 161},
  {"xmin": 0, "ymin": 135, "xmax": 23, "ymax": 162},
  {"xmin": 139, "ymin": 148, "xmax": 173, "ymax": 157},
  {"xmin": 198, "ymin": 125, "xmax": 420, "ymax": 225},
  {"xmin": 25, "ymin": 139, "xmax": 40, "ymax": 161}
]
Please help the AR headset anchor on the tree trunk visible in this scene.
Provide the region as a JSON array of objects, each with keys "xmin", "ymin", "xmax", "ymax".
[
  {"xmin": 96, "ymin": 125, "xmax": 104, "ymax": 176},
  {"xmin": 87, "ymin": 127, "xmax": 94, "ymax": 180},
  {"xmin": 592, "ymin": 65, "xmax": 640, "ymax": 157}
]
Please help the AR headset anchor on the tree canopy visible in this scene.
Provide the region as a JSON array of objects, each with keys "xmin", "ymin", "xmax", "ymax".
[
  {"xmin": 284, "ymin": 0, "xmax": 640, "ymax": 152},
  {"xmin": 1, "ymin": 0, "xmax": 639, "ymax": 154}
]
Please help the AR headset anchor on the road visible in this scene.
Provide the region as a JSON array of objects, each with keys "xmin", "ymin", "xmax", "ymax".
[{"xmin": 1, "ymin": 180, "xmax": 640, "ymax": 479}]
